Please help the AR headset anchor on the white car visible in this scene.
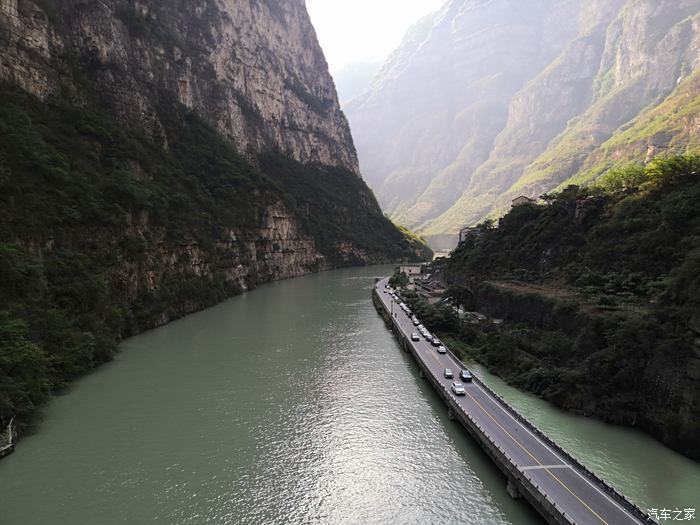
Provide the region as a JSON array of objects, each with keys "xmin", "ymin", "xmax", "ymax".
[
  {"xmin": 437, "ymin": 345, "xmax": 447, "ymax": 354},
  {"xmin": 411, "ymin": 333, "xmax": 420, "ymax": 341},
  {"xmin": 451, "ymin": 382, "xmax": 466, "ymax": 396}
]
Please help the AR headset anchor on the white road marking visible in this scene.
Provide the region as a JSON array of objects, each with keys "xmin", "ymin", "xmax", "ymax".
[
  {"xmin": 521, "ymin": 464, "xmax": 572, "ymax": 471},
  {"xmin": 376, "ymin": 281, "xmax": 645, "ymax": 524}
]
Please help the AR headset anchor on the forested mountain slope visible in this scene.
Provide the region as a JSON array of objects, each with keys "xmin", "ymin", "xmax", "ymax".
[
  {"xmin": 441, "ymin": 156, "xmax": 700, "ymax": 459},
  {"xmin": 0, "ymin": 0, "xmax": 430, "ymax": 436}
]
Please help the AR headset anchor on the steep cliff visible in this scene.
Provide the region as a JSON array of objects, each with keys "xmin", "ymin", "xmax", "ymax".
[
  {"xmin": 1, "ymin": 0, "xmax": 358, "ymax": 171},
  {"xmin": 346, "ymin": 0, "xmax": 700, "ymax": 247},
  {"xmin": 0, "ymin": 0, "xmax": 431, "ymax": 434}
]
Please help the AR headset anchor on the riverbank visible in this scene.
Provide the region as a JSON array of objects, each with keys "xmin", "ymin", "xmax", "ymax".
[
  {"xmin": 1, "ymin": 267, "xmax": 698, "ymax": 523},
  {"xmin": 0, "ymin": 84, "xmax": 432, "ymax": 448},
  {"xmin": 0, "ymin": 266, "xmax": 541, "ymax": 525},
  {"xmin": 440, "ymin": 162, "xmax": 700, "ymax": 461}
]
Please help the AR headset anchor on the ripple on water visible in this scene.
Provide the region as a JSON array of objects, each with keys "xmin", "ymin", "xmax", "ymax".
[{"xmin": 12, "ymin": 268, "xmax": 690, "ymax": 524}]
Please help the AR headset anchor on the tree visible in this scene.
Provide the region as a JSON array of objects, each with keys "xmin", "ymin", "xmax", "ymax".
[{"xmin": 0, "ymin": 313, "xmax": 50, "ymax": 427}]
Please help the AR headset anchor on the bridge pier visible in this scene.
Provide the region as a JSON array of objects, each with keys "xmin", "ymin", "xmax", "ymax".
[
  {"xmin": 419, "ymin": 368, "xmax": 425, "ymax": 378},
  {"xmin": 506, "ymin": 478, "xmax": 521, "ymax": 499},
  {"xmin": 447, "ymin": 407, "xmax": 456, "ymax": 421}
]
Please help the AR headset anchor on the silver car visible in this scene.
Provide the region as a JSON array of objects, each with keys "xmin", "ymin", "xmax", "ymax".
[
  {"xmin": 444, "ymin": 368, "xmax": 453, "ymax": 379},
  {"xmin": 451, "ymin": 382, "xmax": 466, "ymax": 396}
]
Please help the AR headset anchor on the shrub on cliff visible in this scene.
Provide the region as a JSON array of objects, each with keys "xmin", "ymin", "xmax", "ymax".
[{"xmin": 443, "ymin": 155, "xmax": 700, "ymax": 458}]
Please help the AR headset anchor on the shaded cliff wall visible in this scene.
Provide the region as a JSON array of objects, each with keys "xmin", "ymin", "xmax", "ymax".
[
  {"xmin": 463, "ymin": 282, "xmax": 700, "ymax": 460},
  {"xmin": 0, "ymin": 0, "xmax": 432, "ymax": 432}
]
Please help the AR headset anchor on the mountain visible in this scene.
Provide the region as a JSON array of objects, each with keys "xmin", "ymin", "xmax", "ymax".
[
  {"xmin": 438, "ymin": 155, "xmax": 700, "ymax": 459},
  {"xmin": 346, "ymin": 0, "xmax": 700, "ymax": 249},
  {"xmin": 0, "ymin": 0, "xmax": 431, "ymax": 433}
]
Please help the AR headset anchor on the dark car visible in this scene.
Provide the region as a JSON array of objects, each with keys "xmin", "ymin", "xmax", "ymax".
[{"xmin": 460, "ymin": 369, "xmax": 473, "ymax": 382}]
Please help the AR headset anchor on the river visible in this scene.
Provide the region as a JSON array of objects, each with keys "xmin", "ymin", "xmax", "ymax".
[{"xmin": 0, "ymin": 266, "xmax": 698, "ymax": 524}]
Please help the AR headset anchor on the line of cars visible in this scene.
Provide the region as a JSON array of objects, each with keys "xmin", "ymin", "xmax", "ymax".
[{"xmin": 384, "ymin": 284, "xmax": 473, "ymax": 397}]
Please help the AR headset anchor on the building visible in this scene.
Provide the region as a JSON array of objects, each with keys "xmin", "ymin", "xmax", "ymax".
[
  {"xmin": 399, "ymin": 264, "xmax": 423, "ymax": 278},
  {"xmin": 458, "ymin": 225, "xmax": 487, "ymax": 246},
  {"xmin": 511, "ymin": 195, "xmax": 536, "ymax": 207},
  {"xmin": 397, "ymin": 264, "xmax": 425, "ymax": 290}
]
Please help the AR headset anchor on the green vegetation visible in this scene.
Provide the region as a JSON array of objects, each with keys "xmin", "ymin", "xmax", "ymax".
[
  {"xmin": 398, "ymin": 226, "xmax": 433, "ymax": 260},
  {"xmin": 388, "ymin": 269, "xmax": 408, "ymax": 289},
  {"xmin": 563, "ymin": 70, "xmax": 700, "ymax": 189},
  {"xmin": 259, "ymin": 155, "xmax": 432, "ymax": 265},
  {"xmin": 0, "ymin": 85, "xmax": 268, "ymax": 433},
  {"xmin": 0, "ymin": 83, "xmax": 427, "ymax": 436},
  {"xmin": 432, "ymin": 155, "xmax": 700, "ymax": 459}
]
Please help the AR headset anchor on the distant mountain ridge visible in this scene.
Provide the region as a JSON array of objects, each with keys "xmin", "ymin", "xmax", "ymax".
[{"xmin": 346, "ymin": 0, "xmax": 700, "ymax": 249}]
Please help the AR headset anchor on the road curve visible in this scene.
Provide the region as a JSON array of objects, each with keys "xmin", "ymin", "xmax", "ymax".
[{"xmin": 375, "ymin": 278, "xmax": 657, "ymax": 525}]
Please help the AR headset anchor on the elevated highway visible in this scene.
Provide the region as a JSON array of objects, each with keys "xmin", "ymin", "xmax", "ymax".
[{"xmin": 374, "ymin": 278, "xmax": 657, "ymax": 525}]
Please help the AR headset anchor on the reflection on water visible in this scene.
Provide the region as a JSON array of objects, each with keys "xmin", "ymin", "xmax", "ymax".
[{"xmin": 0, "ymin": 266, "xmax": 697, "ymax": 524}]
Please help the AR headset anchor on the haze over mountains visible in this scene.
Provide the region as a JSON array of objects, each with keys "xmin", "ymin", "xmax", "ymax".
[
  {"xmin": 346, "ymin": 0, "xmax": 700, "ymax": 249},
  {"xmin": 332, "ymin": 60, "xmax": 383, "ymax": 104}
]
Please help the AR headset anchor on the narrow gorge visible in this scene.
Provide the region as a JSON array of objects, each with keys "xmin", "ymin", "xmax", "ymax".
[
  {"xmin": 0, "ymin": 0, "xmax": 430, "ymax": 435},
  {"xmin": 346, "ymin": 0, "xmax": 700, "ymax": 249}
]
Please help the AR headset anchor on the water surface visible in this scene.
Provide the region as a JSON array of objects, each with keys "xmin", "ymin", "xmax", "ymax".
[{"xmin": 0, "ymin": 266, "xmax": 697, "ymax": 524}]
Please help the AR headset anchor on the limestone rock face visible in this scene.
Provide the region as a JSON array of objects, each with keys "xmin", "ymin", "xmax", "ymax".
[
  {"xmin": 0, "ymin": 0, "xmax": 64, "ymax": 98},
  {"xmin": 345, "ymin": 0, "xmax": 700, "ymax": 248},
  {"xmin": 0, "ymin": 0, "xmax": 429, "ymax": 328},
  {"xmin": 0, "ymin": 0, "xmax": 358, "ymax": 172},
  {"xmin": 116, "ymin": 200, "xmax": 325, "ymax": 327}
]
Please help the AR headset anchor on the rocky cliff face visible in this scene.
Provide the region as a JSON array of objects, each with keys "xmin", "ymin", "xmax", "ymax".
[
  {"xmin": 346, "ymin": 0, "xmax": 563, "ymax": 223},
  {"xmin": 118, "ymin": 201, "xmax": 324, "ymax": 326},
  {"xmin": 0, "ymin": 0, "xmax": 432, "ymax": 432},
  {"xmin": 346, "ymin": 0, "xmax": 700, "ymax": 247},
  {"xmin": 1, "ymin": 0, "xmax": 357, "ymax": 172}
]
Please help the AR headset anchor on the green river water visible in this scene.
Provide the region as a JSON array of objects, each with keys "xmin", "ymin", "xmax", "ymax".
[{"xmin": 0, "ymin": 266, "xmax": 698, "ymax": 524}]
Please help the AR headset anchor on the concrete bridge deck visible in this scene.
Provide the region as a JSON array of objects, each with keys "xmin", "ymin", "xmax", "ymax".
[{"xmin": 374, "ymin": 278, "xmax": 657, "ymax": 525}]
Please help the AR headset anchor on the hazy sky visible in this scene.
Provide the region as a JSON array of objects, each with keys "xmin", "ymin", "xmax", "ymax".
[{"xmin": 306, "ymin": 0, "xmax": 445, "ymax": 73}]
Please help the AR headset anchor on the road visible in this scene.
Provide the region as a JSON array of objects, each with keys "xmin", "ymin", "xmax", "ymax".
[{"xmin": 375, "ymin": 278, "xmax": 655, "ymax": 525}]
